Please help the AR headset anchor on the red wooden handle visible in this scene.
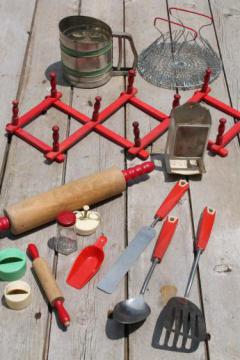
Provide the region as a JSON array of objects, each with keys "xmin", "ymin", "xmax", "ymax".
[
  {"xmin": 53, "ymin": 299, "xmax": 70, "ymax": 327},
  {"xmin": 196, "ymin": 207, "xmax": 216, "ymax": 251},
  {"xmin": 155, "ymin": 180, "xmax": 189, "ymax": 219},
  {"xmin": 153, "ymin": 216, "xmax": 178, "ymax": 261},
  {"xmin": 122, "ymin": 161, "xmax": 155, "ymax": 182},
  {"xmin": 27, "ymin": 243, "xmax": 40, "ymax": 260}
]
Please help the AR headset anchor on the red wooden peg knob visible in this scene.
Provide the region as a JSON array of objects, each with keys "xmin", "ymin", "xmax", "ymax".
[
  {"xmin": 127, "ymin": 69, "xmax": 136, "ymax": 94},
  {"xmin": 215, "ymin": 118, "xmax": 227, "ymax": 145},
  {"xmin": 12, "ymin": 100, "xmax": 19, "ymax": 126},
  {"xmin": 52, "ymin": 125, "xmax": 60, "ymax": 152},
  {"xmin": 50, "ymin": 72, "xmax": 57, "ymax": 98},
  {"xmin": 201, "ymin": 68, "xmax": 212, "ymax": 93},
  {"xmin": 132, "ymin": 121, "xmax": 141, "ymax": 147},
  {"xmin": 92, "ymin": 96, "xmax": 102, "ymax": 121},
  {"xmin": 172, "ymin": 94, "xmax": 181, "ymax": 109}
]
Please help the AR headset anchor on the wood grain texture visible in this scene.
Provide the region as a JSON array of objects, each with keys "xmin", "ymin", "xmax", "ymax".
[
  {"xmin": 32, "ymin": 258, "xmax": 63, "ymax": 303},
  {"xmin": 0, "ymin": 0, "xmax": 36, "ymax": 173},
  {"xmin": 210, "ymin": 0, "xmax": 240, "ymax": 110},
  {"xmin": 47, "ymin": 1, "xmax": 126, "ymax": 359},
  {"xmin": 168, "ymin": 0, "xmax": 240, "ymax": 359},
  {"xmin": 125, "ymin": 0, "xmax": 205, "ymax": 359},
  {"xmin": 0, "ymin": 1, "xmax": 77, "ymax": 359}
]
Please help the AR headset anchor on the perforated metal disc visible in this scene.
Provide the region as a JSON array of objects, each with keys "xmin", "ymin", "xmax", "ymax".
[{"xmin": 137, "ymin": 39, "xmax": 221, "ymax": 90}]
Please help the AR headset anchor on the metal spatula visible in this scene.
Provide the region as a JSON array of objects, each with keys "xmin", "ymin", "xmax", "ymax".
[{"xmin": 152, "ymin": 206, "xmax": 216, "ymax": 353}]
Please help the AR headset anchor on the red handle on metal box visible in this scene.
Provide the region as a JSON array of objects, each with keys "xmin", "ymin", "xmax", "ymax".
[
  {"xmin": 155, "ymin": 180, "xmax": 189, "ymax": 220},
  {"xmin": 153, "ymin": 216, "xmax": 178, "ymax": 261},
  {"xmin": 196, "ymin": 206, "xmax": 216, "ymax": 251}
]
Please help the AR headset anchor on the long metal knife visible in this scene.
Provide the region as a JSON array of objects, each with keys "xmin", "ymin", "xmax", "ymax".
[{"xmin": 97, "ymin": 180, "xmax": 189, "ymax": 294}]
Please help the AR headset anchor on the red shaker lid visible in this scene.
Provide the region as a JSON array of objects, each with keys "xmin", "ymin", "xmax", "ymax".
[{"xmin": 57, "ymin": 211, "xmax": 76, "ymax": 227}]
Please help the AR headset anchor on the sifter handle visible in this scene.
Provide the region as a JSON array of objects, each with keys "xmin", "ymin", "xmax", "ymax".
[
  {"xmin": 153, "ymin": 216, "xmax": 178, "ymax": 261},
  {"xmin": 196, "ymin": 207, "xmax": 216, "ymax": 252},
  {"xmin": 155, "ymin": 180, "xmax": 189, "ymax": 220}
]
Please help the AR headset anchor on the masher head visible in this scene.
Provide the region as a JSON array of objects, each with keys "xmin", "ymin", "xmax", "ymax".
[
  {"xmin": 152, "ymin": 297, "xmax": 207, "ymax": 353},
  {"xmin": 112, "ymin": 294, "xmax": 151, "ymax": 324}
]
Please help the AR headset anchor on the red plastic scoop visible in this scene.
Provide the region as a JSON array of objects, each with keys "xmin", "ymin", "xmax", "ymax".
[{"xmin": 67, "ymin": 234, "xmax": 108, "ymax": 289}]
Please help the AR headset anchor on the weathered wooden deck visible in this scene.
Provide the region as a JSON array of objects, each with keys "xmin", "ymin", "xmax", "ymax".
[{"xmin": 0, "ymin": 0, "xmax": 239, "ymax": 359}]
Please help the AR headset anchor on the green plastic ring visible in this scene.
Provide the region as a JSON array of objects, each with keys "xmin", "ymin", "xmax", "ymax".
[{"xmin": 0, "ymin": 248, "xmax": 27, "ymax": 281}]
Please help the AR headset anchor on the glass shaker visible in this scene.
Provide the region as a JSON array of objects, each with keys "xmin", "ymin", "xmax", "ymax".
[{"xmin": 55, "ymin": 211, "xmax": 77, "ymax": 255}]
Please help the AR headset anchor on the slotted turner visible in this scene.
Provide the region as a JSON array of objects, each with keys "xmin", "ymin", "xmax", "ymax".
[{"xmin": 152, "ymin": 206, "xmax": 216, "ymax": 353}]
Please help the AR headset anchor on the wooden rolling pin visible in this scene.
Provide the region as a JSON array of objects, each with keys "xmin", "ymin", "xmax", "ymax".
[
  {"xmin": 27, "ymin": 243, "xmax": 70, "ymax": 328},
  {"xmin": 0, "ymin": 161, "xmax": 154, "ymax": 235}
]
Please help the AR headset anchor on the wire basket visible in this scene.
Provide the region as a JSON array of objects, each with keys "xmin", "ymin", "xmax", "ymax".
[{"xmin": 137, "ymin": 8, "xmax": 222, "ymax": 90}]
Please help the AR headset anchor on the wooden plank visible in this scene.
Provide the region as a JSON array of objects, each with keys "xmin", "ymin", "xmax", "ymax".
[
  {"xmin": 0, "ymin": 1, "xmax": 77, "ymax": 359},
  {"xmin": 47, "ymin": 1, "xmax": 126, "ymax": 359},
  {"xmin": 168, "ymin": 1, "xmax": 240, "ymax": 359},
  {"xmin": 210, "ymin": 0, "xmax": 240, "ymax": 109},
  {"xmin": 125, "ymin": 0, "xmax": 205, "ymax": 359},
  {"xmin": 0, "ymin": 0, "xmax": 36, "ymax": 174}
]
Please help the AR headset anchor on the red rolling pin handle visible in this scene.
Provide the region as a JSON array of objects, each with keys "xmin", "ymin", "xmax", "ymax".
[
  {"xmin": 27, "ymin": 243, "xmax": 40, "ymax": 259},
  {"xmin": 155, "ymin": 179, "xmax": 189, "ymax": 220},
  {"xmin": 0, "ymin": 216, "xmax": 10, "ymax": 231},
  {"xmin": 27, "ymin": 243, "xmax": 70, "ymax": 328},
  {"xmin": 122, "ymin": 161, "xmax": 155, "ymax": 182},
  {"xmin": 53, "ymin": 299, "xmax": 70, "ymax": 327}
]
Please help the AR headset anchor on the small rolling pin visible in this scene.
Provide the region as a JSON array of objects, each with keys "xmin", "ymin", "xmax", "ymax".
[
  {"xmin": 27, "ymin": 243, "xmax": 70, "ymax": 328},
  {"xmin": 0, "ymin": 161, "xmax": 154, "ymax": 235}
]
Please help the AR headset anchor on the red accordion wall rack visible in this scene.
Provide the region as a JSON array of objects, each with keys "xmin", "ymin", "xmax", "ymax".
[{"xmin": 6, "ymin": 69, "xmax": 240, "ymax": 163}]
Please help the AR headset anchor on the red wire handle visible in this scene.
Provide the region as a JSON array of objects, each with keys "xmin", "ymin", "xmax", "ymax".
[
  {"xmin": 154, "ymin": 17, "xmax": 198, "ymax": 40},
  {"xmin": 196, "ymin": 207, "xmax": 216, "ymax": 251},
  {"xmin": 168, "ymin": 7, "xmax": 213, "ymax": 36},
  {"xmin": 168, "ymin": 7, "xmax": 213, "ymax": 21},
  {"xmin": 155, "ymin": 180, "xmax": 189, "ymax": 220},
  {"xmin": 153, "ymin": 216, "xmax": 178, "ymax": 261}
]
